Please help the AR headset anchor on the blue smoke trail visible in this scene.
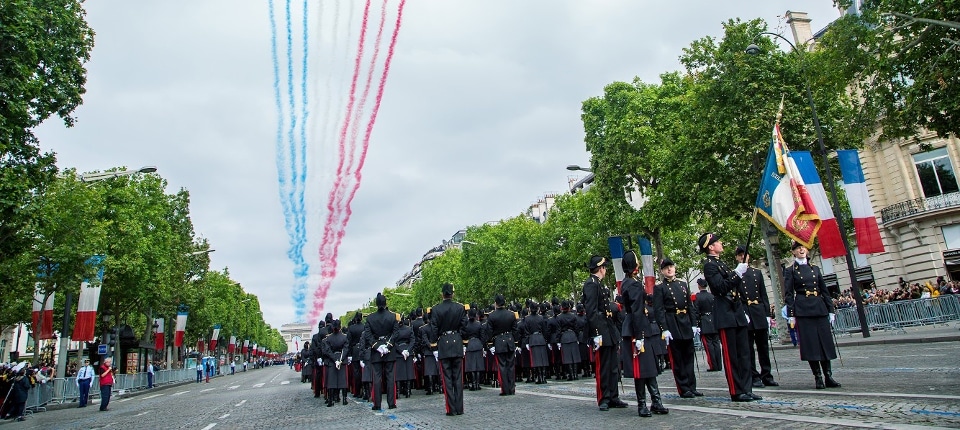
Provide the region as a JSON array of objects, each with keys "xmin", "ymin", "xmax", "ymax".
[{"xmin": 292, "ymin": 0, "xmax": 311, "ymax": 321}]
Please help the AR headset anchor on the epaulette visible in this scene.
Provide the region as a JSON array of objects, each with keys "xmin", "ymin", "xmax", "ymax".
[
  {"xmin": 395, "ymin": 312, "xmax": 401, "ymax": 322},
  {"xmin": 513, "ymin": 311, "xmax": 519, "ymax": 319},
  {"xmin": 463, "ymin": 303, "xmax": 470, "ymax": 310}
]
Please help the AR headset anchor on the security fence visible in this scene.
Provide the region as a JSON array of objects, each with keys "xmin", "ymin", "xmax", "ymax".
[{"xmin": 833, "ymin": 295, "xmax": 960, "ymax": 334}]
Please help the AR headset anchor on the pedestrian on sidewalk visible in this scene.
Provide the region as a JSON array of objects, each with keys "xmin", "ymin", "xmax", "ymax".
[
  {"xmin": 76, "ymin": 358, "xmax": 94, "ymax": 407},
  {"xmin": 196, "ymin": 361, "xmax": 202, "ymax": 383},
  {"xmin": 7, "ymin": 363, "xmax": 34, "ymax": 421},
  {"xmin": 99, "ymin": 358, "xmax": 116, "ymax": 411},
  {"xmin": 784, "ymin": 241, "xmax": 841, "ymax": 390},
  {"xmin": 147, "ymin": 362, "xmax": 155, "ymax": 388},
  {"xmin": 205, "ymin": 360, "xmax": 212, "ymax": 383},
  {"xmin": 230, "ymin": 360, "xmax": 235, "ymax": 375}
]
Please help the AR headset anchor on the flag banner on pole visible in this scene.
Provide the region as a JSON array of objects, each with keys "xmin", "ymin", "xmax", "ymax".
[
  {"xmin": 209, "ymin": 325, "xmax": 221, "ymax": 351},
  {"xmin": 174, "ymin": 311, "xmax": 188, "ymax": 347},
  {"xmin": 228, "ymin": 336, "xmax": 236, "ymax": 354},
  {"xmin": 607, "ymin": 236, "xmax": 625, "ymax": 299},
  {"xmin": 154, "ymin": 318, "xmax": 165, "ymax": 351},
  {"xmin": 242, "ymin": 339, "xmax": 249, "ymax": 354},
  {"xmin": 72, "ymin": 256, "xmax": 106, "ymax": 342},
  {"xmin": 837, "ymin": 150, "xmax": 885, "ymax": 254},
  {"xmin": 32, "ymin": 285, "xmax": 44, "ymax": 340},
  {"xmin": 197, "ymin": 338, "xmax": 205, "ymax": 353},
  {"xmin": 38, "ymin": 291, "xmax": 56, "ymax": 340},
  {"xmin": 755, "ymin": 124, "xmax": 822, "ymax": 248},
  {"xmin": 292, "ymin": 335, "xmax": 300, "ymax": 352},
  {"xmin": 637, "ymin": 237, "xmax": 655, "ymax": 295},
  {"xmin": 790, "ymin": 151, "xmax": 847, "ymax": 258}
]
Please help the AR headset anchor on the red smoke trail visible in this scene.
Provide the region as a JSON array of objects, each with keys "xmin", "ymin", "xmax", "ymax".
[{"xmin": 311, "ymin": 0, "xmax": 405, "ymax": 320}]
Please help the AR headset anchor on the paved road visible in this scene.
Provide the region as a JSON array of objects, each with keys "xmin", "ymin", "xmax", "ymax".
[{"xmin": 4, "ymin": 339, "xmax": 959, "ymax": 429}]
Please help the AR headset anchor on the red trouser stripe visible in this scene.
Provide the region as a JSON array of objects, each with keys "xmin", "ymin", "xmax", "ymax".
[
  {"xmin": 594, "ymin": 349, "xmax": 601, "ymax": 403},
  {"xmin": 438, "ymin": 361, "xmax": 451, "ymax": 414},
  {"xmin": 719, "ymin": 330, "xmax": 736, "ymax": 396},
  {"xmin": 701, "ymin": 335, "xmax": 712, "ymax": 370},
  {"xmin": 632, "ymin": 343, "xmax": 640, "ymax": 378}
]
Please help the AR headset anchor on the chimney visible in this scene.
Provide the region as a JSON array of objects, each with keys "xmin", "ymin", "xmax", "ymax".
[{"xmin": 786, "ymin": 11, "xmax": 814, "ymax": 49}]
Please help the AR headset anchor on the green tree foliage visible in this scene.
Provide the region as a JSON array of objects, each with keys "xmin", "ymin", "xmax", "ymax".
[{"xmin": 820, "ymin": 0, "xmax": 960, "ymax": 139}]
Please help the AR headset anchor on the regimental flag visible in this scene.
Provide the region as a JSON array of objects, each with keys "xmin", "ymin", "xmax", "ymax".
[
  {"xmin": 154, "ymin": 318, "xmax": 165, "ymax": 351},
  {"xmin": 837, "ymin": 150, "xmax": 885, "ymax": 254},
  {"xmin": 228, "ymin": 336, "xmax": 237, "ymax": 354},
  {"xmin": 755, "ymin": 123, "xmax": 822, "ymax": 248},
  {"xmin": 637, "ymin": 237, "xmax": 655, "ymax": 295},
  {"xmin": 72, "ymin": 256, "xmax": 106, "ymax": 342},
  {"xmin": 32, "ymin": 287, "xmax": 56, "ymax": 340},
  {"xmin": 607, "ymin": 236, "xmax": 626, "ymax": 300},
  {"xmin": 791, "ymin": 151, "xmax": 847, "ymax": 258},
  {"xmin": 209, "ymin": 325, "xmax": 221, "ymax": 351},
  {"xmin": 174, "ymin": 311, "xmax": 188, "ymax": 347},
  {"xmin": 242, "ymin": 339, "xmax": 249, "ymax": 354}
]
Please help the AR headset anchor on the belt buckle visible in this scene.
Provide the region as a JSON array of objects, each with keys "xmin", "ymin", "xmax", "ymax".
[
  {"xmin": 747, "ymin": 299, "xmax": 759, "ymax": 305},
  {"xmin": 805, "ymin": 291, "xmax": 818, "ymax": 297},
  {"xmin": 675, "ymin": 309, "xmax": 687, "ymax": 314},
  {"xmin": 605, "ymin": 311, "xmax": 612, "ymax": 318}
]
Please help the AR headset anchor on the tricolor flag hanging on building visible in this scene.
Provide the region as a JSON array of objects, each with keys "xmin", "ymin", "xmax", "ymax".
[
  {"xmin": 837, "ymin": 150, "xmax": 885, "ymax": 254},
  {"xmin": 607, "ymin": 236, "xmax": 626, "ymax": 298},
  {"xmin": 197, "ymin": 338, "xmax": 205, "ymax": 353},
  {"xmin": 154, "ymin": 318, "xmax": 165, "ymax": 351},
  {"xmin": 242, "ymin": 339, "xmax": 249, "ymax": 354},
  {"xmin": 174, "ymin": 310, "xmax": 188, "ymax": 347},
  {"xmin": 228, "ymin": 336, "xmax": 237, "ymax": 354},
  {"xmin": 637, "ymin": 237, "xmax": 655, "ymax": 295},
  {"xmin": 791, "ymin": 151, "xmax": 847, "ymax": 258},
  {"xmin": 209, "ymin": 325, "xmax": 221, "ymax": 351},
  {"xmin": 755, "ymin": 123, "xmax": 822, "ymax": 248},
  {"xmin": 32, "ymin": 287, "xmax": 56, "ymax": 340},
  {"xmin": 72, "ymin": 256, "xmax": 106, "ymax": 342}
]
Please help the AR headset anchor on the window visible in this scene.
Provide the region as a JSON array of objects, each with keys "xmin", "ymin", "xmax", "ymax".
[
  {"xmin": 943, "ymin": 224, "xmax": 960, "ymax": 250},
  {"xmin": 913, "ymin": 147, "xmax": 959, "ymax": 198}
]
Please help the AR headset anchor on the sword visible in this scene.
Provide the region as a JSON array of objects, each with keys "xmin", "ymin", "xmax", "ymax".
[
  {"xmin": 831, "ymin": 327, "xmax": 844, "ymax": 367},
  {"xmin": 768, "ymin": 331, "xmax": 781, "ymax": 380},
  {"xmin": 693, "ymin": 340, "xmax": 702, "ymax": 380}
]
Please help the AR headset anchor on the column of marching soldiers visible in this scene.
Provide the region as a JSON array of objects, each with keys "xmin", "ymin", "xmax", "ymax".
[{"xmin": 295, "ymin": 233, "xmax": 841, "ymax": 418}]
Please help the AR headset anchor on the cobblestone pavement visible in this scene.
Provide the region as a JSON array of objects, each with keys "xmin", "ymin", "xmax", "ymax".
[{"xmin": 2, "ymin": 339, "xmax": 957, "ymax": 430}]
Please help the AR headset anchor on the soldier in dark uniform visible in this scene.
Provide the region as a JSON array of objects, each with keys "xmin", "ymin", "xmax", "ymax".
[
  {"xmin": 419, "ymin": 309, "xmax": 440, "ymax": 395},
  {"xmin": 487, "ymin": 294, "xmax": 519, "ymax": 396},
  {"xmin": 346, "ymin": 312, "xmax": 365, "ymax": 397},
  {"xmin": 410, "ymin": 308, "xmax": 426, "ymax": 390},
  {"xmin": 321, "ymin": 320, "xmax": 349, "ymax": 406},
  {"xmin": 429, "ymin": 283, "xmax": 469, "ymax": 416},
  {"xmin": 299, "ymin": 341, "xmax": 312, "ymax": 383},
  {"xmin": 309, "ymin": 319, "xmax": 328, "ymax": 398},
  {"xmin": 554, "ymin": 300, "xmax": 581, "ymax": 381},
  {"xmin": 463, "ymin": 308, "xmax": 486, "ymax": 391},
  {"xmin": 784, "ymin": 241, "xmax": 840, "ymax": 390},
  {"xmin": 653, "ymin": 257, "xmax": 702, "ymax": 398},
  {"xmin": 362, "ymin": 293, "xmax": 400, "ymax": 411},
  {"xmin": 693, "ymin": 279, "xmax": 723, "ymax": 372},
  {"xmin": 620, "ymin": 250, "xmax": 669, "ymax": 418},
  {"xmin": 582, "ymin": 255, "xmax": 628, "ymax": 411},
  {"xmin": 523, "ymin": 303, "xmax": 549, "ymax": 384},
  {"xmin": 736, "ymin": 245, "xmax": 779, "ymax": 387},
  {"xmin": 575, "ymin": 303, "xmax": 591, "ymax": 378},
  {"xmin": 698, "ymin": 232, "xmax": 762, "ymax": 402},
  {"xmin": 393, "ymin": 316, "xmax": 416, "ymax": 398}
]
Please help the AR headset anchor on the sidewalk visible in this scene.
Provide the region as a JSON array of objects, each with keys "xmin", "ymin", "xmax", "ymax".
[{"xmin": 772, "ymin": 321, "xmax": 960, "ymax": 350}]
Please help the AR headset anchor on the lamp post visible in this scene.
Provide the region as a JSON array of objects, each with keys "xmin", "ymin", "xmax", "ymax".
[
  {"xmin": 79, "ymin": 165, "xmax": 157, "ymax": 183},
  {"xmin": 746, "ymin": 32, "xmax": 870, "ymax": 338}
]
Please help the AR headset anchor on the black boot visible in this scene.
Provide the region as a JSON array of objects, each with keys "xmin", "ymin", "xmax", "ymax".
[
  {"xmin": 810, "ymin": 361, "xmax": 825, "ymax": 389},
  {"xmin": 325, "ymin": 390, "xmax": 334, "ymax": 407},
  {"xmin": 647, "ymin": 378, "xmax": 669, "ymax": 414},
  {"xmin": 342, "ymin": 389, "xmax": 348, "ymax": 405},
  {"xmin": 635, "ymin": 380, "xmax": 651, "ymax": 417},
  {"xmin": 475, "ymin": 372, "xmax": 482, "ymax": 390},
  {"xmin": 822, "ymin": 360, "xmax": 841, "ymax": 388}
]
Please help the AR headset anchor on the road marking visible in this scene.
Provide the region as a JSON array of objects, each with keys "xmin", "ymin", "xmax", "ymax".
[
  {"xmin": 172, "ymin": 390, "xmax": 190, "ymax": 396},
  {"xmin": 252, "ymin": 383, "xmax": 264, "ymax": 388},
  {"xmin": 136, "ymin": 411, "xmax": 150, "ymax": 417},
  {"xmin": 201, "ymin": 388, "xmax": 216, "ymax": 392},
  {"xmin": 141, "ymin": 394, "xmax": 164, "ymax": 400},
  {"xmin": 280, "ymin": 380, "xmax": 290, "ymax": 385},
  {"xmin": 235, "ymin": 399, "xmax": 247, "ymax": 407},
  {"xmin": 200, "ymin": 424, "xmax": 216, "ymax": 430},
  {"xmin": 228, "ymin": 385, "xmax": 240, "ymax": 390},
  {"xmin": 724, "ymin": 387, "xmax": 960, "ymax": 401},
  {"xmin": 269, "ymin": 373, "xmax": 281, "ymax": 383},
  {"xmin": 118, "ymin": 398, "xmax": 131, "ymax": 402},
  {"xmin": 515, "ymin": 389, "xmax": 953, "ymax": 430},
  {"xmin": 218, "ymin": 413, "xmax": 230, "ymax": 419}
]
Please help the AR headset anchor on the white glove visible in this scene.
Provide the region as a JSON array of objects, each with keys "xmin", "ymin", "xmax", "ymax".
[
  {"xmin": 335, "ymin": 361, "xmax": 341, "ymax": 370},
  {"xmin": 745, "ymin": 313, "xmax": 751, "ymax": 324},
  {"xmin": 489, "ymin": 347, "xmax": 496, "ymax": 355},
  {"xmin": 433, "ymin": 351, "xmax": 438, "ymax": 360},
  {"xmin": 592, "ymin": 336, "xmax": 602, "ymax": 349},
  {"xmin": 347, "ymin": 356, "xmax": 352, "ymax": 365},
  {"xmin": 360, "ymin": 360, "xmax": 365, "ymax": 368},
  {"xmin": 556, "ymin": 343, "xmax": 561, "ymax": 350},
  {"xmin": 317, "ymin": 358, "xmax": 322, "ymax": 365},
  {"xmin": 788, "ymin": 317, "xmax": 796, "ymax": 327},
  {"xmin": 525, "ymin": 344, "xmax": 531, "ymax": 351},
  {"xmin": 692, "ymin": 327, "xmax": 701, "ymax": 337},
  {"xmin": 412, "ymin": 357, "xmax": 418, "ymax": 363},
  {"xmin": 515, "ymin": 347, "xmax": 521, "ymax": 353},
  {"xmin": 402, "ymin": 350, "xmax": 410, "ymax": 360},
  {"xmin": 829, "ymin": 313, "xmax": 836, "ymax": 325},
  {"xmin": 482, "ymin": 350, "xmax": 487, "ymax": 357},
  {"xmin": 634, "ymin": 339, "xmax": 643, "ymax": 350},
  {"xmin": 377, "ymin": 345, "xmax": 389, "ymax": 355},
  {"xmin": 662, "ymin": 330, "xmax": 673, "ymax": 345},
  {"xmin": 734, "ymin": 263, "xmax": 748, "ymax": 277},
  {"xmin": 547, "ymin": 344, "xmax": 552, "ymax": 351}
]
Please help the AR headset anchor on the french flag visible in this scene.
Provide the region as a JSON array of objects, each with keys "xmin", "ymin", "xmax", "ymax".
[
  {"xmin": 209, "ymin": 325, "xmax": 221, "ymax": 351},
  {"xmin": 197, "ymin": 338, "xmax": 205, "ymax": 353},
  {"xmin": 792, "ymin": 151, "xmax": 848, "ymax": 259},
  {"xmin": 72, "ymin": 256, "xmax": 105, "ymax": 342},
  {"xmin": 838, "ymin": 150, "xmax": 885, "ymax": 254},
  {"xmin": 32, "ymin": 287, "xmax": 56, "ymax": 340},
  {"xmin": 174, "ymin": 311, "xmax": 188, "ymax": 347},
  {"xmin": 154, "ymin": 318, "xmax": 165, "ymax": 351},
  {"xmin": 637, "ymin": 237, "xmax": 656, "ymax": 295},
  {"xmin": 228, "ymin": 336, "xmax": 237, "ymax": 354},
  {"xmin": 242, "ymin": 339, "xmax": 249, "ymax": 354},
  {"xmin": 607, "ymin": 236, "xmax": 626, "ymax": 298}
]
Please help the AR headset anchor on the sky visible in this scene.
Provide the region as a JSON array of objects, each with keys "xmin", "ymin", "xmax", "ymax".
[{"xmin": 36, "ymin": 0, "xmax": 842, "ymax": 332}]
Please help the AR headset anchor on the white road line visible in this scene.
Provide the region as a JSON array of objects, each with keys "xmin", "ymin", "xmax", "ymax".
[
  {"xmin": 235, "ymin": 399, "xmax": 247, "ymax": 407},
  {"xmin": 136, "ymin": 411, "xmax": 150, "ymax": 417},
  {"xmin": 280, "ymin": 380, "xmax": 290, "ymax": 385},
  {"xmin": 201, "ymin": 388, "xmax": 216, "ymax": 392},
  {"xmin": 515, "ymin": 389, "xmax": 953, "ymax": 430},
  {"xmin": 701, "ymin": 387, "xmax": 960, "ymax": 401},
  {"xmin": 269, "ymin": 373, "xmax": 281, "ymax": 383},
  {"xmin": 228, "ymin": 385, "xmax": 240, "ymax": 390},
  {"xmin": 141, "ymin": 394, "xmax": 164, "ymax": 400},
  {"xmin": 218, "ymin": 413, "xmax": 230, "ymax": 419},
  {"xmin": 172, "ymin": 390, "xmax": 190, "ymax": 396},
  {"xmin": 252, "ymin": 383, "xmax": 264, "ymax": 388},
  {"xmin": 118, "ymin": 398, "xmax": 130, "ymax": 402},
  {"xmin": 200, "ymin": 424, "xmax": 217, "ymax": 430}
]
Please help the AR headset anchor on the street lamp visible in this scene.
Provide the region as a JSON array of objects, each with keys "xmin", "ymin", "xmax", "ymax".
[
  {"xmin": 566, "ymin": 164, "xmax": 591, "ymax": 172},
  {"xmin": 187, "ymin": 249, "xmax": 216, "ymax": 256},
  {"xmin": 746, "ymin": 32, "xmax": 871, "ymax": 338},
  {"xmin": 80, "ymin": 166, "xmax": 157, "ymax": 183}
]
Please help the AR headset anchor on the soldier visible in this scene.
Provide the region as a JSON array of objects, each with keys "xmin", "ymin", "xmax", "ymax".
[
  {"xmin": 553, "ymin": 300, "xmax": 581, "ymax": 381},
  {"xmin": 463, "ymin": 308, "xmax": 486, "ymax": 391},
  {"xmin": 653, "ymin": 257, "xmax": 702, "ymax": 398},
  {"xmin": 698, "ymin": 232, "xmax": 762, "ymax": 402},
  {"xmin": 575, "ymin": 303, "xmax": 592, "ymax": 378},
  {"xmin": 582, "ymin": 255, "xmax": 628, "ymax": 411},
  {"xmin": 346, "ymin": 312, "xmax": 365, "ymax": 397},
  {"xmin": 487, "ymin": 294, "xmax": 519, "ymax": 395},
  {"xmin": 522, "ymin": 303, "xmax": 549, "ymax": 384},
  {"xmin": 299, "ymin": 341, "xmax": 312, "ymax": 383},
  {"xmin": 393, "ymin": 316, "xmax": 416, "ymax": 398},
  {"xmin": 321, "ymin": 320, "xmax": 349, "ymax": 407},
  {"xmin": 693, "ymin": 279, "xmax": 723, "ymax": 372},
  {"xmin": 735, "ymin": 245, "xmax": 779, "ymax": 387},
  {"xmin": 419, "ymin": 309, "xmax": 441, "ymax": 395},
  {"xmin": 783, "ymin": 241, "xmax": 841, "ymax": 390},
  {"xmin": 410, "ymin": 308, "xmax": 426, "ymax": 390},
  {"xmin": 362, "ymin": 293, "xmax": 400, "ymax": 411},
  {"xmin": 429, "ymin": 283, "xmax": 469, "ymax": 416},
  {"xmin": 309, "ymin": 319, "xmax": 328, "ymax": 398},
  {"xmin": 620, "ymin": 250, "xmax": 668, "ymax": 418}
]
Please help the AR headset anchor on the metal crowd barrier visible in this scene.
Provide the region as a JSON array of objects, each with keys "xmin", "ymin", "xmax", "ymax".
[
  {"xmin": 833, "ymin": 295, "xmax": 960, "ymax": 334},
  {"xmin": 37, "ymin": 367, "xmax": 218, "ymax": 410}
]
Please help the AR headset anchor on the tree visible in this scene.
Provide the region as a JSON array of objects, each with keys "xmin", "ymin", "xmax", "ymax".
[{"xmin": 820, "ymin": 0, "xmax": 960, "ymax": 139}]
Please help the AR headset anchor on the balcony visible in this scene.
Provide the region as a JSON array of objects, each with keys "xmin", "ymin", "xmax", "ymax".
[{"xmin": 880, "ymin": 191, "xmax": 960, "ymax": 224}]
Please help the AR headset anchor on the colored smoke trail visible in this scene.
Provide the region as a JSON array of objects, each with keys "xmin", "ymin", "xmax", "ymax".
[{"xmin": 309, "ymin": 0, "xmax": 406, "ymax": 321}]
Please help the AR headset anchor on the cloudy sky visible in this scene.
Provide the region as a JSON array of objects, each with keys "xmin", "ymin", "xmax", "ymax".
[{"xmin": 36, "ymin": 0, "xmax": 841, "ymax": 330}]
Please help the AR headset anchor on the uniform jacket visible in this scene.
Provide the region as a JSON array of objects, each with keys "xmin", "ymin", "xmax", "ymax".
[
  {"xmin": 346, "ymin": 321, "xmax": 365, "ymax": 360},
  {"xmin": 693, "ymin": 290, "xmax": 719, "ymax": 335},
  {"xmin": 521, "ymin": 314, "xmax": 547, "ymax": 346},
  {"xmin": 703, "ymin": 255, "xmax": 749, "ymax": 329},
  {"xmin": 620, "ymin": 276, "xmax": 649, "ymax": 340},
  {"xmin": 486, "ymin": 308, "xmax": 519, "ymax": 354},
  {"xmin": 429, "ymin": 299, "xmax": 468, "ymax": 360},
  {"xmin": 363, "ymin": 309, "xmax": 400, "ymax": 363},
  {"xmin": 321, "ymin": 332, "xmax": 349, "ymax": 366},
  {"xmin": 553, "ymin": 311, "xmax": 580, "ymax": 345},
  {"xmin": 653, "ymin": 278, "xmax": 697, "ymax": 339},
  {"xmin": 392, "ymin": 325, "xmax": 416, "ymax": 359},
  {"xmin": 742, "ymin": 267, "xmax": 772, "ymax": 330},
  {"xmin": 462, "ymin": 320, "xmax": 486, "ymax": 352},
  {"xmin": 784, "ymin": 261, "xmax": 835, "ymax": 317},
  {"xmin": 581, "ymin": 274, "xmax": 620, "ymax": 345},
  {"xmin": 418, "ymin": 321, "xmax": 438, "ymax": 355}
]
